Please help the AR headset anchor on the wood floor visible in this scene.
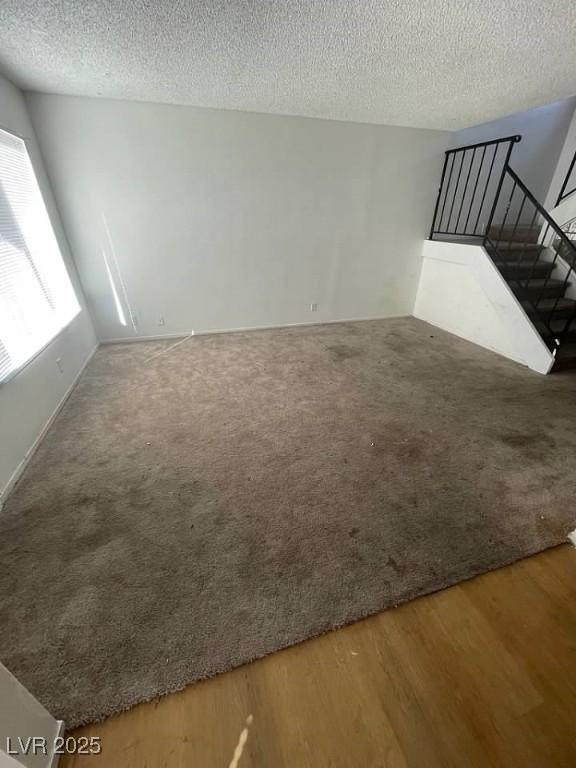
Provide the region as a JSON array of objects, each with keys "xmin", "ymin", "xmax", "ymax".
[{"xmin": 62, "ymin": 545, "xmax": 576, "ymax": 768}]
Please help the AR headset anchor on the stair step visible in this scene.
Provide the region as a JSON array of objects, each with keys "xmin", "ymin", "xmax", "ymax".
[
  {"xmin": 523, "ymin": 297, "xmax": 576, "ymax": 319},
  {"xmin": 554, "ymin": 335, "xmax": 576, "ymax": 371},
  {"xmin": 532, "ymin": 320, "xmax": 576, "ymax": 344},
  {"xmin": 511, "ymin": 278, "xmax": 567, "ymax": 299},
  {"xmin": 489, "ymin": 241, "xmax": 543, "ymax": 250},
  {"xmin": 553, "ymin": 356, "xmax": 576, "ymax": 371},
  {"xmin": 549, "ymin": 319, "xmax": 576, "ymax": 337},
  {"xmin": 556, "ymin": 341, "xmax": 576, "ymax": 357},
  {"xmin": 495, "ymin": 261, "xmax": 554, "ymax": 278},
  {"xmin": 488, "ymin": 240, "xmax": 544, "ymax": 259},
  {"xmin": 487, "ymin": 243, "xmax": 544, "ymax": 261},
  {"xmin": 489, "ymin": 225, "xmax": 541, "ymax": 243}
]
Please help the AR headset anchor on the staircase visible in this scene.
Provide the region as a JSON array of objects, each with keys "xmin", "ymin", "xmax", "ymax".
[{"xmin": 429, "ymin": 135, "xmax": 576, "ymax": 372}]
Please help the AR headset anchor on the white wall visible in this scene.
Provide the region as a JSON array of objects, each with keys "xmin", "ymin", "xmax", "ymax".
[
  {"xmin": 0, "ymin": 662, "xmax": 61, "ymax": 768},
  {"xmin": 550, "ymin": 194, "xmax": 576, "ymax": 233},
  {"xmin": 26, "ymin": 94, "xmax": 449, "ymax": 341},
  {"xmin": 546, "ymin": 105, "xmax": 576, "ymax": 211},
  {"xmin": 453, "ymin": 97, "xmax": 576, "ymax": 205},
  {"xmin": 0, "ymin": 75, "xmax": 97, "ymax": 501}
]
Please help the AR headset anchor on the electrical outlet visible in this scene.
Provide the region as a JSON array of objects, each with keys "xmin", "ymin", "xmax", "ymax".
[
  {"xmin": 310, "ymin": 303, "xmax": 318, "ymax": 312},
  {"xmin": 158, "ymin": 316, "xmax": 165, "ymax": 326},
  {"xmin": 56, "ymin": 357, "xmax": 64, "ymax": 374}
]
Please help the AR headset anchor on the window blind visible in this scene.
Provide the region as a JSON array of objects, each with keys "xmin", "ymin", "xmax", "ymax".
[{"xmin": 0, "ymin": 127, "xmax": 79, "ymax": 383}]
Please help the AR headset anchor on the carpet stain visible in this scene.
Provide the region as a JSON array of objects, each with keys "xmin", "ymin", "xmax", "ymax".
[
  {"xmin": 497, "ymin": 429, "xmax": 557, "ymax": 461},
  {"xmin": 498, "ymin": 429, "xmax": 555, "ymax": 447},
  {"xmin": 326, "ymin": 343, "xmax": 361, "ymax": 361},
  {"xmin": 386, "ymin": 556, "xmax": 405, "ymax": 576}
]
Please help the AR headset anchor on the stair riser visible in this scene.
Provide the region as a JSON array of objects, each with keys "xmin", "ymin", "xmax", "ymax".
[
  {"xmin": 497, "ymin": 265, "xmax": 554, "ymax": 279},
  {"xmin": 527, "ymin": 307, "xmax": 576, "ymax": 322},
  {"xmin": 553, "ymin": 358, "xmax": 576, "ymax": 371},
  {"xmin": 512, "ymin": 284, "xmax": 566, "ymax": 300},
  {"xmin": 557, "ymin": 342, "xmax": 576, "ymax": 356},
  {"xmin": 533, "ymin": 319, "xmax": 576, "ymax": 337},
  {"xmin": 550, "ymin": 323, "xmax": 576, "ymax": 337},
  {"xmin": 488, "ymin": 228, "xmax": 541, "ymax": 244},
  {"xmin": 487, "ymin": 247, "xmax": 544, "ymax": 262}
]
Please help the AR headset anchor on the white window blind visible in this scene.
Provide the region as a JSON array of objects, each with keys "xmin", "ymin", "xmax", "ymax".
[{"xmin": 0, "ymin": 127, "xmax": 79, "ymax": 383}]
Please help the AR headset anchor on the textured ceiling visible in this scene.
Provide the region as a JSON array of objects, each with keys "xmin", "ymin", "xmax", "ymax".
[{"xmin": 1, "ymin": 0, "xmax": 575, "ymax": 130}]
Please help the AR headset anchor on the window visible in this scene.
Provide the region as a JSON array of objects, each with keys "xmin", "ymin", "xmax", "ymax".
[{"xmin": 0, "ymin": 127, "xmax": 79, "ymax": 383}]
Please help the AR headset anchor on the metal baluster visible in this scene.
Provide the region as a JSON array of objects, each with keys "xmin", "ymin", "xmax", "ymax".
[
  {"xmin": 530, "ymin": 222, "xmax": 555, "ymax": 314},
  {"xmin": 437, "ymin": 152, "xmax": 456, "ymax": 234},
  {"xmin": 446, "ymin": 151, "xmax": 465, "ymax": 233},
  {"xmin": 464, "ymin": 145, "xmax": 486, "ymax": 236},
  {"xmin": 429, "ymin": 152, "xmax": 449, "ymax": 239},
  {"xmin": 474, "ymin": 144, "xmax": 498, "ymax": 235},
  {"xmin": 493, "ymin": 176, "xmax": 516, "ymax": 251},
  {"xmin": 505, "ymin": 191, "xmax": 526, "ymax": 284},
  {"xmin": 520, "ymin": 206, "xmax": 542, "ymax": 289},
  {"xmin": 484, "ymin": 139, "xmax": 517, "ymax": 239},
  {"xmin": 455, "ymin": 148, "xmax": 476, "ymax": 234}
]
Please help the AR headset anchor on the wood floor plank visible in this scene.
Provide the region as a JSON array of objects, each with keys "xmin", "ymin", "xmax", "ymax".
[{"xmin": 61, "ymin": 545, "xmax": 576, "ymax": 767}]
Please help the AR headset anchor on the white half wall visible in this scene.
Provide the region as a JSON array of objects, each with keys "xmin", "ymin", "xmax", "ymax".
[
  {"xmin": 0, "ymin": 75, "xmax": 97, "ymax": 502},
  {"xmin": 0, "ymin": 662, "xmax": 62, "ymax": 768},
  {"xmin": 0, "ymin": 753, "xmax": 23, "ymax": 767},
  {"xmin": 26, "ymin": 94, "xmax": 450, "ymax": 342},
  {"xmin": 414, "ymin": 240, "xmax": 555, "ymax": 374}
]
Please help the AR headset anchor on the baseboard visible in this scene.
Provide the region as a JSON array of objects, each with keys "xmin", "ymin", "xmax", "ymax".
[
  {"xmin": 0, "ymin": 344, "xmax": 99, "ymax": 508},
  {"xmin": 101, "ymin": 313, "xmax": 409, "ymax": 344},
  {"xmin": 47, "ymin": 720, "xmax": 65, "ymax": 768},
  {"xmin": 104, "ymin": 331, "xmax": 192, "ymax": 343}
]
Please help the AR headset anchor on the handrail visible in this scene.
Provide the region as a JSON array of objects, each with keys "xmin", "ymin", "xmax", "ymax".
[
  {"xmin": 444, "ymin": 135, "xmax": 522, "ymax": 155},
  {"xmin": 555, "ymin": 148, "xmax": 576, "ymax": 207}
]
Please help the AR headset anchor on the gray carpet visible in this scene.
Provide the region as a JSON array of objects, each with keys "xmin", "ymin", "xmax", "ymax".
[{"xmin": 1, "ymin": 317, "xmax": 575, "ymax": 727}]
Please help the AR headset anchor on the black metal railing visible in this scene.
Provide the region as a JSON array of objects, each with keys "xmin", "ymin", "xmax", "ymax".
[
  {"xmin": 484, "ymin": 166, "xmax": 576, "ymax": 347},
  {"xmin": 556, "ymin": 149, "xmax": 576, "ymax": 207},
  {"xmin": 430, "ymin": 134, "xmax": 576, "ymax": 352},
  {"xmin": 429, "ymin": 135, "xmax": 521, "ymax": 240}
]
